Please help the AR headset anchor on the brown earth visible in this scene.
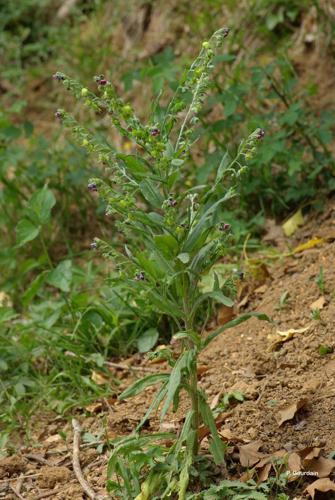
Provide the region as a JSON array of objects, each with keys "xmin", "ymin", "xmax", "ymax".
[{"xmin": 1, "ymin": 203, "xmax": 335, "ymax": 498}]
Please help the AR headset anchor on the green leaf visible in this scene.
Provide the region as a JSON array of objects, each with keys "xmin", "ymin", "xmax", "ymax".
[
  {"xmin": 214, "ymin": 151, "xmax": 230, "ymax": 187},
  {"xmin": 0, "ymin": 307, "xmax": 17, "ymax": 323},
  {"xmin": 16, "ymin": 219, "xmax": 40, "ymax": 247},
  {"xmin": 46, "ymin": 260, "xmax": 72, "ymax": 292},
  {"xmin": 147, "ymin": 290, "xmax": 182, "ymax": 318},
  {"xmin": 22, "ymin": 270, "xmax": 48, "ymax": 306},
  {"xmin": 28, "ymin": 187, "xmax": 56, "ymax": 225},
  {"xmin": 137, "ymin": 328, "xmax": 159, "ymax": 353},
  {"xmin": 203, "ymin": 312, "xmax": 271, "ymax": 348},
  {"xmin": 119, "ymin": 373, "xmax": 169, "ymax": 400},
  {"xmin": 199, "ymin": 394, "xmax": 226, "ymax": 464},
  {"xmin": 192, "ymin": 290, "xmax": 233, "ymax": 316},
  {"xmin": 161, "ymin": 350, "xmax": 192, "ymax": 419},
  {"xmin": 136, "ymin": 381, "xmax": 168, "ymax": 431},
  {"xmin": 117, "ymin": 154, "xmax": 149, "ymax": 177},
  {"xmin": 154, "ymin": 234, "xmax": 179, "ymax": 259},
  {"xmin": 183, "ymin": 189, "xmax": 236, "ymax": 253},
  {"xmin": 139, "ymin": 180, "xmax": 164, "ymax": 208}
]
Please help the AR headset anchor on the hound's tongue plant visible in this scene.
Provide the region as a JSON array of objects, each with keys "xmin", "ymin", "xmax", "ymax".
[{"xmin": 54, "ymin": 27, "xmax": 269, "ymax": 500}]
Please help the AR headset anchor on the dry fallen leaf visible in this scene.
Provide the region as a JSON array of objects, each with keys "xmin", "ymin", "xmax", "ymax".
[
  {"xmin": 292, "ymin": 237, "xmax": 325, "ymax": 254},
  {"xmin": 300, "ymin": 447, "xmax": 322, "ymax": 461},
  {"xmin": 268, "ymin": 325, "xmax": 310, "ymax": 349},
  {"xmin": 91, "ymin": 371, "xmax": 110, "ymax": 385},
  {"xmin": 305, "ymin": 457, "xmax": 335, "ymax": 478},
  {"xmin": 238, "ymin": 441, "xmax": 265, "ymax": 467},
  {"xmin": 85, "ymin": 402, "xmax": 104, "ymax": 413},
  {"xmin": 257, "ymin": 463, "xmax": 272, "ymax": 484},
  {"xmin": 219, "ymin": 428, "xmax": 246, "ymax": 443},
  {"xmin": 217, "ymin": 305, "xmax": 235, "ymax": 325},
  {"xmin": 310, "ymin": 296, "xmax": 326, "ymax": 310},
  {"xmin": 254, "ymin": 284, "xmax": 268, "ymax": 294},
  {"xmin": 288, "ymin": 452, "xmax": 302, "ymax": 472},
  {"xmin": 305, "ymin": 478, "xmax": 335, "ymax": 499},
  {"xmin": 276, "ymin": 398, "xmax": 308, "ymax": 426},
  {"xmin": 197, "ymin": 365, "xmax": 209, "ymax": 377},
  {"xmin": 282, "ymin": 209, "xmax": 304, "ymax": 237}
]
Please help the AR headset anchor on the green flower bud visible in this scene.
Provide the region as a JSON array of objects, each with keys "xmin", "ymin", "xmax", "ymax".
[{"xmin": 81, "ymin": 87, "xmax": 89, "ymax": 96}]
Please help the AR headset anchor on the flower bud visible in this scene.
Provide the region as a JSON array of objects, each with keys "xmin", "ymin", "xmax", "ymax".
[
  {"xmin": 150, "ymin": 128, "xmax": 160, "ymax": 137},
  {"xmin": 219, "ymin": 222, "xmax": 231, "ymax": 232},
  {"xmin": 81, "ymin": 87, "xmax": 89, "ymax": 96}
]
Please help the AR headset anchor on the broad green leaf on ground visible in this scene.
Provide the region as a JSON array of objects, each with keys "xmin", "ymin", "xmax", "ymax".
[
  {"xmin": 137, "ymin": 328, "xmax": 159, "ymax": 353},
  {"xmin": 16, "ymin": 219, "xmax": 40, "ymax": 247},
  {"xmin": 46, "ymin": 260, "xmax": 72, "ymax": 292},
  {"xmin": 28, "ymin": 187, "xmax": 56, "ymax": 225}
]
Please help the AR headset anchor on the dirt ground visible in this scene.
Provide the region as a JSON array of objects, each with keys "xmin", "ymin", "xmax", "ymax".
[{"xmin": 1, "ymin": 202, "xmax": 335, "ymax": 499}]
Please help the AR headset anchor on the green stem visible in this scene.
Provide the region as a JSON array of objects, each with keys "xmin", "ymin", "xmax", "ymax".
[
  {"xmin": 185, "ymin": 311, "xmax": 200, "ymax": 457},
  {"xmin": 189, "ymin": 361, "xmax": 200, "ymax": 456}
]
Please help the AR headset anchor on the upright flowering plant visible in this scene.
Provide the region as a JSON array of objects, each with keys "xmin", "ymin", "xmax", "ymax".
[{"xmin": 54, "ymin": 28, "xmax": 268, "ymax": 499}]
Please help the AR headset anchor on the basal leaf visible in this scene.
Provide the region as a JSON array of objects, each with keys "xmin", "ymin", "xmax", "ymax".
[
  {"xmin": 16, "ymin": 219, "xmax": 40, "ymax": 247},
  {"xmin": 137, "ymin": 328, "xmax": 159, "ymax": 353}
]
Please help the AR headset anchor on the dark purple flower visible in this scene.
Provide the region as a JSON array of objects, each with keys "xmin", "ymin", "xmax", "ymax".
[
  {"xmin": 256, "ymin": 129, "xmax": 265, "ymax": 140},
  {"xmin": 52, "ymin": 73, "xmax": 64, "ymax": 81},
  {"xmin": 219, "ymin": 223, "xmax": 231, "ymax": 232},
  {"xmin": 88, "ymin": 182, "xmax": 98, "ymax": 192},
  {"xmin": 90, "ymin": 241, "xmax": 98, "ymax": 250},
  {"xmin": 135, "ymin": 271, "xmax": 145, "ymax": 281},
  {"xmin": 167, "ymin": 197, "xmax": 177, "ymax": 207},
  {"xmin": 99, "ymin": 79, "xmax": 108, "ymax": 86},
  {"xmin": 150, "ymin": 128, "xmax": 160, "ymax": 137},
  {"xmin": 222, "ymin": 27, "xmax": 230, "ymax": 38},
  {"xmin": 55, "ymin": 110, "xmax": 63, "ymax": 120}
]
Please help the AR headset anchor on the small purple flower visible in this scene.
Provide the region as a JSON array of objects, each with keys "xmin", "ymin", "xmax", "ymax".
[
  {"xmin": 55, "ymin": 110, "xmax": 63, "ymax": 120},
  {"xmin": 150, "ymin": 128, "xmax": 160, "ymax": 137},
  {"xmin": 256, "ymin": 129, "xmax": 265, "ymax": 140},
  {"xmin": 167, "ymin": 197, "xmax": 177, "ymax": 207},
  {"xmin": 90, "ymin": 241, "xmax": 98, "ymax": 250},
  {"xmin": 88, "ymin": 182, "xmax": 98, "ymax": 192},
  {"xmin": 135, "ymin": 271, "xmax": 145, "ymax": 281},
  {"xmin": 99, "ymin": 79, "xmax": 108, "ymax": 86},
  {"xmin": 219, "ymin": 223, "xmax": 231, "ymax": 232},
  {"xmin": 52, "ymin": 72, "xmax": 64, "ymax": 81}
]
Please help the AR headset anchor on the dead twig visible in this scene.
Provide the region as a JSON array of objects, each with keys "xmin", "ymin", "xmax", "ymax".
[
  {"xmin": 9, "ymin": 484, "xmax": 25, "ymax": 500},
  {"xmin": 72, "ymin": 419, "xmax": 106, "ymax": 500},
  {"xmin": 105, "ymin": 360, "xmax": 157, "ymax": 373},
  {"xmin": 0, "ymin": 473, "xmax": 42, "ymax": 484},
  {"xmin": 35, "ymin": 490, "xmax": 61, "ymax": 500}
]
